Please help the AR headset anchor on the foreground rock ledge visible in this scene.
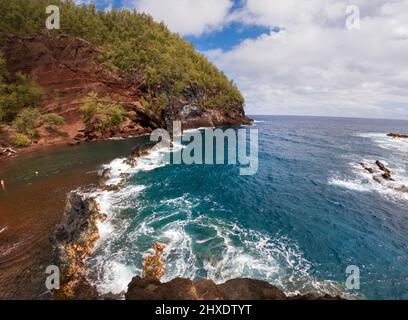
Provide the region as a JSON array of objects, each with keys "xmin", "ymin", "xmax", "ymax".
[{"xmin": 126, "ymin": 277, "xmax": 343, "ymax": 300}]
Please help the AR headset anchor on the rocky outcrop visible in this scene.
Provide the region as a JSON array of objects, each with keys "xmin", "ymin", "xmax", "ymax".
[
  {"xmin": 168, "ymin": 83, "xmax": 252, "ymax": 130},
  {"xmin": 375, "ymin": 160, "xmax": 394, "ymax": 181},
  {"xmin": 360, "ymin": 162, "xmax": 374, "ymax": 174},
  {"xmin": 125, "ymin": 277, "xmax": 343, "ymax": 300},
  {"xmin": 360, "ymin": 161, "xmax": 408, "ymax": 193},
  {"xmin": 49, "ymin": 190, "xmax": 105, "ymax": 299},
  {"xmin": 387, "ymin": 133, "xmax": 408, "ymax": 139}
]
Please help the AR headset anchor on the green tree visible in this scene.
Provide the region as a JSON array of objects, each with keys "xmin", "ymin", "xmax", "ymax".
[
  {"xmin": 12, "ymin": 107, "xmax": 41, "ymax": 140},
  {"xmin": 42, "ymin": 112, "xmax": 65, "ymax": 132},
  {"xmin": 0, "ymin": 71, "xmax": 43, "ymax": 123},
  {"xmin": 80, "ymin": 92, "xmax": 127, "ymax": 133},
  {"xmin": 11, "ymin": 133, "xmax": 30, "ymax": 147}
]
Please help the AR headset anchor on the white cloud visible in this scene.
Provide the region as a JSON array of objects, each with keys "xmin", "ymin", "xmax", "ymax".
[
  {"xmin": 132, "ymin": 0, "xmax": 233, "ymax": 36},
  {"xmin": 76, "ymin": 0, "xmax": 408, "ymax": 119},
  {"xmin": 207, "ymin": 0, "xmax": 408, "ymax": 119}
]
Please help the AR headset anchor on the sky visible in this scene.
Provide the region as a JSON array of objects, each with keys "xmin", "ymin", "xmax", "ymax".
[{"xmin": 75, "ymin": 0, "xmax": 408, "ymax": 119}]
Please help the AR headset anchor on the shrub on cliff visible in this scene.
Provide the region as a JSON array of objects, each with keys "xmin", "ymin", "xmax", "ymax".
[
  {"xmin": 42, "ymin": 113, "xmax": 65, "ymax": 132},
  {"xmin": 11, "ymin": 133, "xmax": 30, "ymax": 147},
  {"xmin": 0, "ymin": 0, "xmax": 244, "ymax": 112},
  {"xmin": 0, "ymin": 69, "xmax": 43, "ymax": 123},
  {"xmin": 80, "ymin": 92, "xmax": 127, "ymax": 133},
  {"xmin": 12, "ymin": 107, "xmax": 42, "ymax": 140},
  {"xmin": 12, "ymin": 108, "xmax": 66, "ymax": 143},
  {"xmin": 0, "ymin": 54, "xmax": 6, "ymax": 81}
]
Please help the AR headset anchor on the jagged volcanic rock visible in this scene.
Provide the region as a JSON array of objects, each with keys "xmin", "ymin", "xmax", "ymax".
[{"xmin": 125, "ymin": 277, "xmax": 344, "ymax": 300}]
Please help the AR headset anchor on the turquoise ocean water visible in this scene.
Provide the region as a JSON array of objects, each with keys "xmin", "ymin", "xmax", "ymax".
[{"xmin": 81, "ymin": 116, "xmax": 408, "ymax": 299}]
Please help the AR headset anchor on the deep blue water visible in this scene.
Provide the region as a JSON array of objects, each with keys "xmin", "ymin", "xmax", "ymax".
[{"xmin": 85, "ymin": 116, "xmax": 408, "ymax": 299}]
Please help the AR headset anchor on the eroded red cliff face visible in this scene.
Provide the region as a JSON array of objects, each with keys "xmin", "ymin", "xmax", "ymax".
[
  {"xmin": 2, "ymin": 31, "xmax": 251, "ymax": 148},
  {"xmin": 2, "ymin": 31, "xmax": 160, "ymax": 141}
]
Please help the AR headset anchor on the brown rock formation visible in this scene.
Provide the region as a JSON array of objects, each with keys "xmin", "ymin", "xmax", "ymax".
[
  {"xmin": 125, "ymin": 277, "xmax": 343, "ymax": 300},
  {"xmin": 49, "ymin": 190, "xmax": 105, "ymax": 299},
  {"xmin": 360, "ymin": 161, "xmax": 407, "ymax": 193},
  {"xmin": 375, "ymin": 160, "xmax": 394, "ymax": 181},
  {"xmin": 387, "ymin": 133, "xmax": 408, "ymax": 139},
  {"xmin": 360, "ymin": 162, "xmax": 374, "ymax": 174}
]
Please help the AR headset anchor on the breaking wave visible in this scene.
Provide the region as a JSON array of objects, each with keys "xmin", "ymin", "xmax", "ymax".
[{"xmin": 328, "ymin": 132, "xmax": 408, "ymax": 203}]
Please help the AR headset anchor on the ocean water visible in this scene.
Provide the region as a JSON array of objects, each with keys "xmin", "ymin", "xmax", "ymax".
[{"xmin": 82, "ymin": 116, "xmax": 408, "ymax": 299}]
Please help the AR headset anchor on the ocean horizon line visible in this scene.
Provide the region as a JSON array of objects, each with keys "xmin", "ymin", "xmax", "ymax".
[{"xmin": 247, "ymin": 114, "xmax": 408, "ymax": 122}]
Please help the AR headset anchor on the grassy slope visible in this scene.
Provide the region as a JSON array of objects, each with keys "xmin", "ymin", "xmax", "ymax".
[{"xmin": 0, "ymin": 0, "xmax": 244, "ymax": 113}]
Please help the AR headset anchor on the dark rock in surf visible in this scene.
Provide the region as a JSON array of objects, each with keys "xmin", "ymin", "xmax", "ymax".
[
  {"xmin": 375, "ymin": 160, "xmax": 394, "ymax": 181},
  {"xmin": 49, "ymin": 190, "xmax": 105, "ymax": 299},
  {"xmin": 360, "ymin": 163, "xmax": 374, "ymax": 174},
  {"xmin": 387, "ymin": 133, "xmax": 408, "ymax": 139},
  {"xmin": 125, "ymin": 277, "xmax": 344, "ymax": 300},
  {"xmin": 124, "ymin": 141, "xmax": 158, "ymax": 168}
]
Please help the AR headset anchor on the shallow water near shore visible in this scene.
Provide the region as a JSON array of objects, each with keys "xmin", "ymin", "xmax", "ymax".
[
  {"xmin": 83, "ymin": 116, "xmax": 408, "ymax": 300},
  {"xmin": 0, "ymin": 136, "xmax": 150, "ymax": 299}
]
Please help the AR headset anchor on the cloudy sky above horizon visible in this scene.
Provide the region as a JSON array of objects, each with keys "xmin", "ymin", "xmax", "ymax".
[{"xmin": 76, "ymin": 0, "xmax": 408, "ymax": 119}]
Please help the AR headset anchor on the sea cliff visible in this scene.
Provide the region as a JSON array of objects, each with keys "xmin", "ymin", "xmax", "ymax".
[{"xmin": 0, "ymin": 0, "xmax": 251, "ymax": 157}]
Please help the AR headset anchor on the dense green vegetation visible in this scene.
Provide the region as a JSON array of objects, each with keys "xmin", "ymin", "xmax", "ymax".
[
  {"xmin": 0, "ymin": 0, "xmax": 244, "ymax": 113},
  {"xmin": 12, "ymin": 107, "xmax": 42, "ymax": 140},
  {"xmin": 0, "ymin": 54, "xmax": 43, "ymax": 123},
  {"xmin": 42, "ymin": 112, "xmax": 65, "ymax": 132},
  {"xmin": 80, "ymin": 92, "xmax": 127, "ymax": 133},
  {"xmin": 11, "ymin": 107, "xmax": 65, "ymax": 145},
  {"xmin": 0, "ymin": 51, "xmax": 63, "ymax": 146}
]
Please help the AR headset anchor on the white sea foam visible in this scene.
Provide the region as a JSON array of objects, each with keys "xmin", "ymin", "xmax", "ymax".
[
  {"xmin": 85, "ymin": 142, "xmax": 174, "ymax": 295},
  {"xmin": 328, "ymin": 177, "xmax": 368, "ymax": 192},
  {"xmin": 0, "ymin": 226, "xmax": 7, "ymax": 234},
  {"xmin": 100, "ymin": 212, "xmax": 351, "ymax": 298},
  {"xmin": 90, "ymin": 260, "xmax": 137, "ymax": 295},
  {"xmin": 99, "ymin": 141, "xmax": 183, "ymax": 186},
  {"xmin": 328, "ymin": 159, "xmax": 408, "ymax": 202},
  {"xmin": 328, "ymin": 131, "xmax": 408, "ymax": 203},
  {"xmin": 357, "ymin": 132, "xmax": 408, "ymax": 153}
]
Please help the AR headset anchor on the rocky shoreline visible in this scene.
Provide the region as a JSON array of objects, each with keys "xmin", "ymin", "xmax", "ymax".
[
  {"xmin": 49, "ymin": 141, "xmax": 345, "ymax": 301},
  {"xmin": 48, "ymin": 140, "xmax": 163, "ymax": 299}
]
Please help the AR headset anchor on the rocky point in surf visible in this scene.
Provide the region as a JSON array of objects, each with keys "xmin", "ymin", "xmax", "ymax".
[{"xmin": 387, "ymin": 133, "xmax": 408, "ymax": 139}]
